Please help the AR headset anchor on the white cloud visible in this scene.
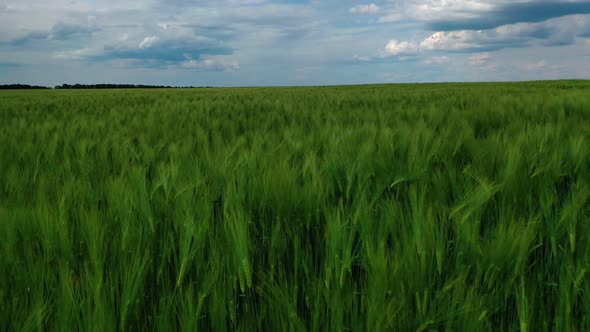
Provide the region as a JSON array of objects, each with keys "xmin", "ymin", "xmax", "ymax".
[
  {"xmin": 139, "ymin": 35, "xmax": 160, "ymax": 49},
  {"xmin": 53, "ymin": 48, "xmax": 102, "ymax": 60},
  {"xmin": 378, "ymin": 0, "xmax": 590, "ymax": 35},
  {"xmin": 409, "ymin": 0, "xmax": 496, "ymax": 20},
  {"xmin": 378, "ymin": 0, "xmax": 507, "ymax": 23},
  {"xmin": 469, "ymin": 52, "xmax": 491, "ymax": 65},
  {"xmin": 522, "ymin": 60, "xmax": 547, "ymax": 71},
  {"xmin": 377, "ymin": 13, "xmax": 404, "ymax": 23},
  {"xmin": 353, "ymin": 54, "xmax": 372, "ymax": 61},
  {"xmin": 181, "ymin": 57, "xmax": 240, "ymax": 71},
  {"xmin": 423, "ymin": 55, "xmax": 451, "ymax": 64},
  {"xmin": 385, "ymin": 14, "xmax": 590, "ymax": 55},
  {"xmin": 349, "ymin": 3, "xmax": 380, "ymax": 15},
  {"xmin": 383, "ymin": 39, "xmax": 417, "ymax": 56},
  {"xmin": 226, "ymin": 0, "xmax": 269, "ymax": 4},
  {"xmin": 419, "ymin": 31, "xmax": 478, "ymax": 51}
]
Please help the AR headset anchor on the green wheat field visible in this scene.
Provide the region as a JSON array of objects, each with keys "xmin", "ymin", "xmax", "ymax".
[{"xmin": 2, "ymin": 81, "xmax": 590, "ymax": 331}]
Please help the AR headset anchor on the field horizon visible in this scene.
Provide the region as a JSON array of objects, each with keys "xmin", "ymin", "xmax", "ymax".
[{"xmin": 1, "ymin": 78, "xmax": 590, "ymax": 91}]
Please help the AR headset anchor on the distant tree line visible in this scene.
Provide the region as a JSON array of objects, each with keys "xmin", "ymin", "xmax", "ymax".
[
  {"xmin": 55, "ymin": 84, "xmax": 178, "ymax": 89},
  {"xmin": 0, "ymin": 84, "xmax": 50, "ymax": 90},
  {"xmin": 1, "ymin": 84, "xmax": 214, "ymax": 90}
]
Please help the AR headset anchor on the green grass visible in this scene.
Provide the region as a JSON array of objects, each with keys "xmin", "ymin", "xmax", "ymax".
[{"xmin": 1, "ymin": 80, "xmax": 590, "ymax": 331}]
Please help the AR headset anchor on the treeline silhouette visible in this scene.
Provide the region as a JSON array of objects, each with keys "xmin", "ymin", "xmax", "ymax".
[
  {"xmin": 55, "ymin": 84, "xmax": 179, "ymax": 89},
  {"xmin": 0, "ymin": 84, "xmax": 50, "ymax": 90},
  {"xmin": 1, "ymin": 84, "xmax": 212, "ymax": 90}
]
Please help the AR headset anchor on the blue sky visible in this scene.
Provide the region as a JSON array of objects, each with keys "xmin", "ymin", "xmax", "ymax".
[{"xmin": 0, "ymin": 0, "xmax": 589, "ymax": 86}]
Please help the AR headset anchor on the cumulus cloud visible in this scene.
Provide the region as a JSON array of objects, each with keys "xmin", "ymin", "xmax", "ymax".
[
  {"xmin": 378, "ymin": 0, "xmax": 590, "ymax": 29},
  {"xmin": 56, "ymin": 43, "xmax": 240, "ymax": 71},
  {"xmin": 51, "ymin": 26, "xmax": 235, "ymax": 70},
  {"xmin": 102, "ymin": 37, "xmax": 231, "ymax": 63},
  {"xmin": 378, "ymin": 0, "xmax": 499, "ymax": 23},
  {"xmin": 383, "ymin": 14, "xmax": 590, "ymax": 56},
  {"xmin": 427, "ymin": 1, "xmax": 590, "ymax": 31},
  {"xmin": 383, "ymin": 39, "xmax": 417, "ymax": 56},
  {"xmin": 349, "ymin": 3, "xmax": 380, "ymax": 15}
]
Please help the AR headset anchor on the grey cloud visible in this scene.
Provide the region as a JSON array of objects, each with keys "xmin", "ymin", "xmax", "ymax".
[
  {"xmin": 11, "ymin": 22, "xmax": 100, "ymax": 45},
  {"xmin": 49, "ymin": 22, "xmax": 100, "ymax": 40},
  {"xmin": 428, "ymin": 2, "xmax": 590, "ymax": 31},
  {"xmin": 85, "ymin": 36, "xmax": 233, "ymax": 68},
  {"xmin": 418, "ymin": 15, "xmax": 590, "ymax": 53},
  {"xmin": 158, "ymin": 2, "xmax": 315, "ymax": 28},
  {"xmin": 0, "ymin": 62, "xmax": 21, "ymax": 68},
  {"xmin": 226, "ymin": 5, "xmax": 315, "ymax": 28},
  {"xmin": 159, "ymin": 0, "xmax": 270, "ymax": 8},
  {"xmin": 11, "ymin": 31, "xmax": 48, "ymax": 45},
  {"xmin": 150, "ymin": 2, "xmax": 319, "ymax": 49},
  {"xmin": 155, "ymin": 24, "xmax": 239, "ymax": 41}
]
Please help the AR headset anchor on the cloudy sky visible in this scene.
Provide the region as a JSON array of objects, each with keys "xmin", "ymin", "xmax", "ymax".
[{"xmin": 0, "ymin": 0, "xmax": 589, "ymax": 86}]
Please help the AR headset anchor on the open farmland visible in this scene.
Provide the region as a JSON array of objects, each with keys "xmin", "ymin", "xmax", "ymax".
[{"xmin": 1, "ymin": 81, "xmax": 590, "ymax": 331}]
